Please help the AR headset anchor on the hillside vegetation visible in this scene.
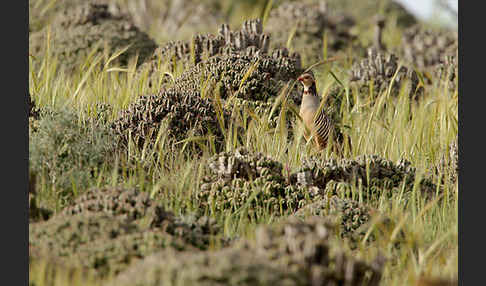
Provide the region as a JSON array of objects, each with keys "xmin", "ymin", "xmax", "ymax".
[{"xmin": 29, "ymin": 0, "xmax": 458, "ymax": 285}]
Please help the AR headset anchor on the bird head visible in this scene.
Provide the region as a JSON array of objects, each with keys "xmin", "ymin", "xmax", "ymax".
[{"xmin": 298, "ymin": 72, "xmax": 316, "ymax": 92}]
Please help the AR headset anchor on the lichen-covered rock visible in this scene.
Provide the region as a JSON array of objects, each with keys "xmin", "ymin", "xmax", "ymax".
[
  {"xmin": 29, "ymin": 1, "xmax": 157, "ymax": 73},
  {"xmin": 265, "ymin": 2, "xmax": 357, "ymax": 64},
  {"xmin": 111, "ymin": 88, "xmax": 229, "ymax": 151},
  {"xmin": 290, "ymin": 154, "xmax": 437, "ymax": 201},
  {"xmin": 401, "ymin": 25, "xmax": 458, "ymax": 72},
  {"xmin": 112, "ymin": 216, "xmax": 384, "ymax": 286},
  {"xmin": 349, "ymin": 48, "xmax": 422, "ymax": 98}
]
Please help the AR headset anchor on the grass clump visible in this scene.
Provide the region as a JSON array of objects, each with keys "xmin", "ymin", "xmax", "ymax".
[{"xmin": 29, "ymin": 109, "xmax": 118, "ymax": 207}]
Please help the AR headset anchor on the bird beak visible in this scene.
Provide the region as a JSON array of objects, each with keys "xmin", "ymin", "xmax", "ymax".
[{"xmin": 297, "ymin": 76, "xmax": 303, "ymax": 82}]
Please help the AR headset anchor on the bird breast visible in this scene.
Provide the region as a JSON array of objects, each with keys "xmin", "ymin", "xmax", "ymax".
[
  {"xmin": 300, "ymin": 95, "xmax": 321, "ymax": 127},
  {"xmin": 300, "ymin": 95, "xmax": 320, "ymax": 115}
]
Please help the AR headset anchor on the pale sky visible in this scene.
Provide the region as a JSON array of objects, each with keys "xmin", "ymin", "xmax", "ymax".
[{"xmin": 395, "ymin": 0, "xmax": 458, "ymax": 27}]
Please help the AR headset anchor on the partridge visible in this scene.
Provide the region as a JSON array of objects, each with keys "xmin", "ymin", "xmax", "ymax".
[{"xmin": 298, "ymin": 72, "xmax": 335, "ymax": 151}]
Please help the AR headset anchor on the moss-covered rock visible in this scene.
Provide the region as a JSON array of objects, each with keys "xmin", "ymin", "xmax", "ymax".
[
  {"xmin": 294, "ymin": 193, "xmax": 407, "ymax": 247},
  {"xmin": 29, "ymin": 1, "xmax": 157, "ymax": 73},
  {"xmin": 112, "ymin": 216, "xmax": 384, "ymax": 286},
  {"xmin": 114, "ymin": 246, "xmax": 302, "ymax": 286}
]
